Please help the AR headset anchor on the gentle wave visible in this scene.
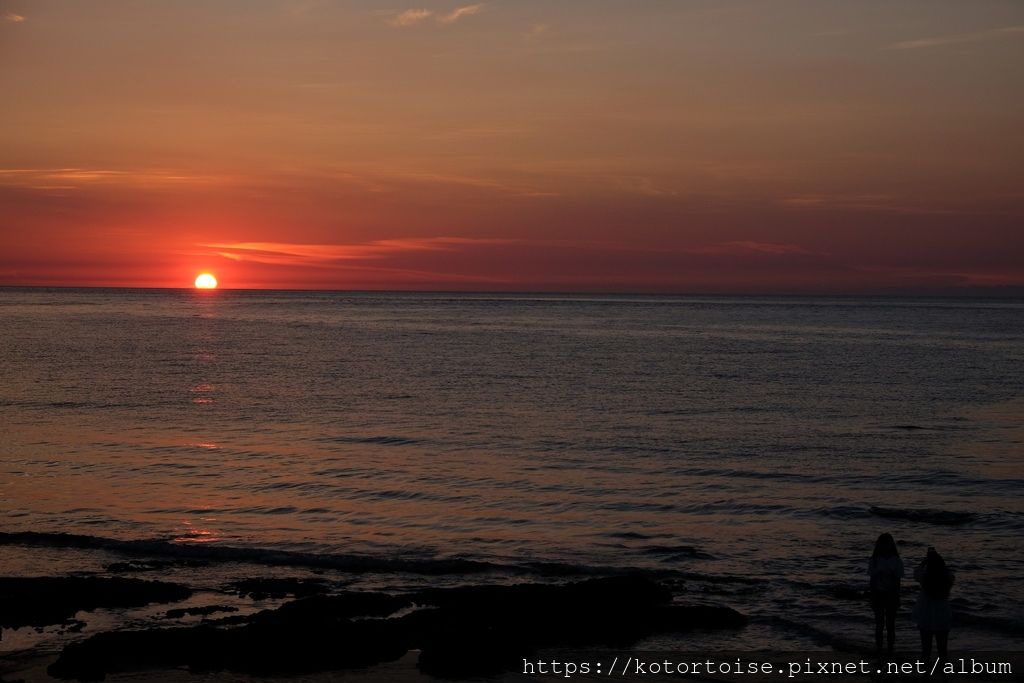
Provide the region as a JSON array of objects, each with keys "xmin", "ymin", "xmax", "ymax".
[
  {"xmin": 0, "ymin": 531, "xmax": 671, "ymax": 578},
  {"xmin": 868, "ymin": 506, "xmax": 977, "ymax": 526},
  {"xmin": 0, "ymin": 531, "xmax": 500, "ymax": 575}
]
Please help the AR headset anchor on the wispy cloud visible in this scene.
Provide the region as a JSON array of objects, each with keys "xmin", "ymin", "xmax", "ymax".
[
  {"xmin": 203, "ymin": 237, "xmax": 516, "ymax": 266},
  {"xmin": 388, "ymin": 4, "xmax": 483, "ymax": 27},
  {"xmin": 695, "ymin": 241, "xmax": 820, "ymax": 257},
  {"xmin": 722, "ymin": 241, "xmax": 816, "ymax": 256},
  {"xmin": 2, "ymin": 12, "xmax": 25, "ymax": 22},
  {"xmin": 776, "ymin": 193, "xmax": 961, "ymax": 215},
  {"xmin": 854, "ymin": 265, "xmax": 1024, "ymax": 288},
  {"xmin": 389, "ymin": 8, "xmax": 432, "ymax": 27},
  {"xmin": 886, "ymin": 25, "xmax": 1024, "ymax": 50},
  {"xmin": 0, "ymin": 167, "xmax": 225, "ymax": 188},
  {"xmin": 205, "ymin": 237, "xmax": 823, "ymax": 272},
  {"xmin": 438, "ymin": 3, "xmax": 484, "ymax": 24}
]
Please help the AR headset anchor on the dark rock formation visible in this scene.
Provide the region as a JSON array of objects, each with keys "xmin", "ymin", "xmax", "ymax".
[
  {"xmin": 48, "ymin": 619, "xmax": 409, "ymax": 681},
  {"xmin": 0, "ymin": 577, "xmax": 192, "ymax": 629},
  {"xmin": 403, "ymin": 576, "xmax": 746, "ymax": 677},
  {"xmin": 48, "ymin": 576, "xmax": 747, "ymax": 681}
]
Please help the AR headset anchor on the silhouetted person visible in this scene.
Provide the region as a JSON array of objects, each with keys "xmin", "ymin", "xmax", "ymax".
[
  {"xmin": 868, "ymin": 532, "xmax": 904, "ymax": 652},
  {"xmin": 913, "ymin": 547, "xmax": 955, "ymax": 662}
]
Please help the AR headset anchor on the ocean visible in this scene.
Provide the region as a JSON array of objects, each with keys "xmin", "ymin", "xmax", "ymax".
[{"xmin": 1, "ymin": 288, "xmax": 1022, "ymax": 661}]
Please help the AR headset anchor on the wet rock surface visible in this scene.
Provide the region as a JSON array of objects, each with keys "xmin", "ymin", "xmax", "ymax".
[
  {"xmin": 164, "ymin": 605, "xmax": 239, "ymax": 619},
  {"xmin": 105, "ymin": 559, "xmax": 208, "ymax": 573},
  {"xmin": 229, "ymin": 577, "xmax": 332, "ymax": 600}
]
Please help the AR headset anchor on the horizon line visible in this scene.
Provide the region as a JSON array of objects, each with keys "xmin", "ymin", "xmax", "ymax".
[{"xmin": 1, "ymin": 283, "xmax": 1023, "ymax": 299}]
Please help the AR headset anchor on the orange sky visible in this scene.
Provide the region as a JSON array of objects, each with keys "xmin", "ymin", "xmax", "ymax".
[{"xmin": 1, "ymin": 1, "xmax": 1022, "ymax": 292}]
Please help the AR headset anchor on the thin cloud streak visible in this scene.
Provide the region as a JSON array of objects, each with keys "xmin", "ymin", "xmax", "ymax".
[
  {"xmin": 389, "ymin": 4, "xmax": 483, "ymax": 27},
  {"xmin": 439, "ymin": 4, "xmax": 484, "ymax": 24},
  {"xmin": 710, "ymin": 241, "xmax": 819, "ymax": 257},
  {"xmin": 2, "ymin": 12, "xmax": 25, "ymax": 22},
  {"xmin": 389, "ymin": 8, "xmax": 432, "ymax": 27},
  {"xmin": 0, "ymin": 168, "xmax": 231, "ymax": 189},
  {"xmin": 204, "ymin": 238, "xmax": 827, "ymax": 268},
  {"xmin": 204, "ymin": 237, "xmax": 517, "ymax": 266},
  {"xmin": 886, "ymin": 25, "xmax": 1024, "ymax": 50}
]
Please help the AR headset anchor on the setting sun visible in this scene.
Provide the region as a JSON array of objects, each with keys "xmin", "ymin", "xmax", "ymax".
[{"xmin": 194, "ymin": 273, "xmax": 218, "ymax": 289}]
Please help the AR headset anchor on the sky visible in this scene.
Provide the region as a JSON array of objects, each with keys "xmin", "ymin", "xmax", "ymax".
[{"xmin": 1, "ymin": 0, "xmax": 1022, "ymax": 292}]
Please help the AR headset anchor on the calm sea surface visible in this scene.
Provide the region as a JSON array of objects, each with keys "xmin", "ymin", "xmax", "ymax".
[{"xmin": 1, "ymin": 289, "xmax": 1022, "ymax": 651}]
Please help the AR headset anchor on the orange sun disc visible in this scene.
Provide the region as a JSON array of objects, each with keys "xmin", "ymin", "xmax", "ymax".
[{"xmin": 194, "ymin": 273, "xmax": 218, "ymax": 289}]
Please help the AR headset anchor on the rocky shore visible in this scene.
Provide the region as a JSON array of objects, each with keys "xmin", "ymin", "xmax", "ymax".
[{"xmin": 1, "ymin": 574, "xmax": 747, "ymax": 681}]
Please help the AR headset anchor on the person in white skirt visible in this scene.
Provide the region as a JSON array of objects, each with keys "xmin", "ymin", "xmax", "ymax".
[{"xmin": 913, "ymin": 547, "xmax": 955, "ymax": 661}]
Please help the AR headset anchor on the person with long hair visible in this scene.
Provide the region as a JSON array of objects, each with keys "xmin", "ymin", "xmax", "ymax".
[
  {"xmin": 868, "ymin": 532, "xmax": 904, "ymax": 652},
  {"xmin": 913, "ymin": 547, "xmax": 955, "ymax": 661}
]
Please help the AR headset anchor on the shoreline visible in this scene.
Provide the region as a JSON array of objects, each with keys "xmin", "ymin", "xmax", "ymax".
[
  {"xmin": 4, "ymin": 546, "xmax": 1020, "ymax": 683},
  {"xmin": 3, "ymin": 573, "xmax": 749, "ymax": 681},
  {"xmin": 4, "ymin": 529, "xmax": 1022, "ymax": 671}
]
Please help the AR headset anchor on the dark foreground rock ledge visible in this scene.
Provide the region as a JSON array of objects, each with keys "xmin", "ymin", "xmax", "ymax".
[
  {"xmin": 0, "ymin": 577, "xmax": 192, "ymax": 629},
  {"xmin": 48, "ymin": 576, "xmax": 747, "ymax": 681}
]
